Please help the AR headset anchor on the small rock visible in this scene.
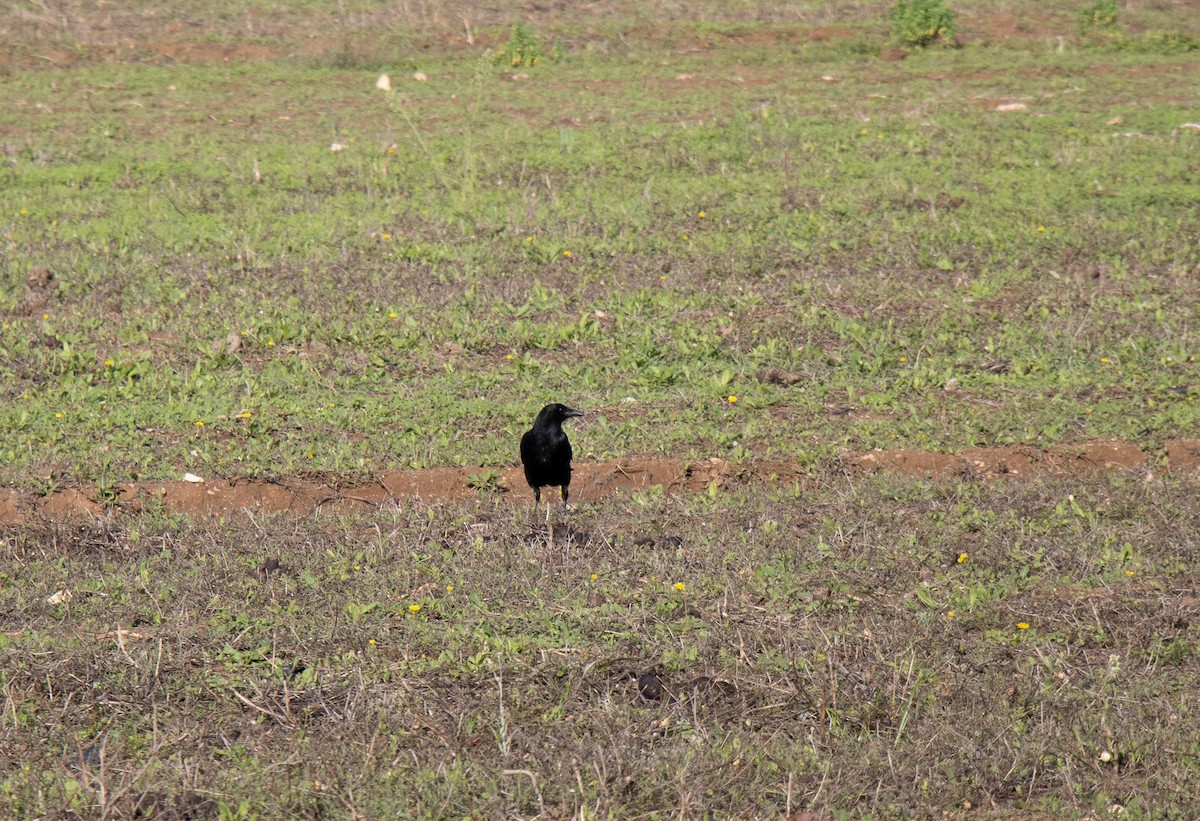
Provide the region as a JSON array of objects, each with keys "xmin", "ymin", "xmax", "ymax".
[
  {"xmin": 182, "ymin": 473, "xmax": 203, "ymax": 483},
  {"xmin": 412, "ymin": 71, "xmax": 427, "ymax": 82},
  {"xmin": 758, "ymin": 367, "xmax": 804, "ymax": 386},
  {"xmin": 375, "ymin": 73, "xmax": 392, "ymax": 91},
  {"xmin": 25, "ymin": 266, "xmax": 54, "ymax": 291},
  {"xmin": 995, "ymin": 102, "xmax": 1028, "ymax": 112},
  {"xmin": 78, "ymin": 745, "xmax": 102, "ymax": 768},
  {"xmin": 637, "ymin": 672, "xmax": 664, "ymax": 701}
]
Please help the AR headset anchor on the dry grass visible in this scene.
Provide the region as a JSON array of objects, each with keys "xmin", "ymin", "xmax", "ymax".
[{"xmin": 4, "ymin": 472, "xmax": 1200, "ymax": 817}]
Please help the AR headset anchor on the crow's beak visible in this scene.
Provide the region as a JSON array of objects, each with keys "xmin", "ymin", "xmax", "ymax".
[{"xmin": 564, "ymin": 408, "xmax": 584, "ymax": 418}]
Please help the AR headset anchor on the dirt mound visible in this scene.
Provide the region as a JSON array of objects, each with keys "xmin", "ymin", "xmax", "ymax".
[{"xmin": 1, "ymin": 440, "xmax": 1196, "ymax": 525}]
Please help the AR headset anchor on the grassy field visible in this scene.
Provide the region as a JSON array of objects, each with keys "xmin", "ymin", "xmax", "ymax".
[{"xmin": 2, "ymin": 0, "xmax": 1200, "ymax": 817}]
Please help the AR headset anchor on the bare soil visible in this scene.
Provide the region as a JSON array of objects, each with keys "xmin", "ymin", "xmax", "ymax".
[{"xmin": 3, "ymin": 439, "xmax": 1195, "ymax": 524}]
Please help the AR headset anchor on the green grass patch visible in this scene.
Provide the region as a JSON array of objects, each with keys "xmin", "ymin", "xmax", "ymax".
[{"xmin": 2, "ymin": 32, "xmax": 1198, "ymax": 487}]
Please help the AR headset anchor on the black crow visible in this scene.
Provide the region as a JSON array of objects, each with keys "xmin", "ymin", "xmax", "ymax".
[{"xmin": 520, "ymin": 403, "xmax": 583, "ymax": 520}]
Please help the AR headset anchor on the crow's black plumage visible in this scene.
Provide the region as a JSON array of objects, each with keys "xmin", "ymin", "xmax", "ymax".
[{"xmin": 520, "ymin": 403, "xmax": 583, "ymax": 512}]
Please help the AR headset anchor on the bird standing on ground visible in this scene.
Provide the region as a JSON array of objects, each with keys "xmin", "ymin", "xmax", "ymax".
[{"xmin": 520, "ymin": 403, "xmax": 583, "ymax": 522}]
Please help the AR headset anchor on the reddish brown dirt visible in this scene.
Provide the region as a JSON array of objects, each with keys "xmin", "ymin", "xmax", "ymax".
[
  {"xmin": 1, "ymin": 440, "xmax": 1196, "ymax": 525},
  {"xmin": 1166, "ymin": 439, "xmax": 1200, "ymax": 471},
  {"xmin": 845, "ymin": 440, "xmax": 1155, "ymax": 481}
]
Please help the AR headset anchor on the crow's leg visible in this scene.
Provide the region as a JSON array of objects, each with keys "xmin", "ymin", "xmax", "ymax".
[
  {"xmin": 529, "ymin": 487, "xmax": 541, "ymax": 525},
  {"xmin": 560, "ymin": 486, "xmax": 572, "ymax": 557}
]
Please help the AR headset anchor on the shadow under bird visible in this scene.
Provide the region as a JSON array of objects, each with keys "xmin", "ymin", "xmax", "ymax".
[{"xmin": 520, "ymin": 403, "xmax": 584, "ymax": 521}]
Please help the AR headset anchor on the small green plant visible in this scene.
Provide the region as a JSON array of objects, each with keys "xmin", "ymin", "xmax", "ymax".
[
  {"xmin": 217, "ymin": 800, "xmax": 253, "ymax": 821},
  {"xmin": 1078, "ymin": 0, "xmax": 1119, "ymax": 33},
  {"xmin": 889, "ymin": 0, "xmax": 956, "ymax": 47},
  {"xmin": 495, "ymin": 22, "xmax": 555, "ymax": 68},
  {"xmin": 344, "ymin": 601, "xmax": 380, "ymax": 625},
  {"xmin": 467, "ymin": 469, "xmax": 504, "ymax": 494}
]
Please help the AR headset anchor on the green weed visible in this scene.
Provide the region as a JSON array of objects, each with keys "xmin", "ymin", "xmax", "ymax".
[
  {"xmin": 495, "ymin": 21, "xmax": 558, "ymax": 68},
  {"xmin": 1078, "ymin": 0, "xmax": 1119, "ymax": 34},
  {"xmin": 467, "ymin": 468, "xmax": 505, "ymax": 493},
  {"xmin": 890, "ymin": 0, "xmax": 956, "ymax": 47}
]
